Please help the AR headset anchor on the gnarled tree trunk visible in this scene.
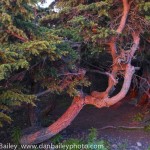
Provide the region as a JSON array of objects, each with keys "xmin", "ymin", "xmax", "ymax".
[
  {"xmin": 20, "ymin": 97, "xmax": 84, "ymax": 144},
  {"xmin": 20, "ymin": 0, "xmax": 141, "ymax": 145}
]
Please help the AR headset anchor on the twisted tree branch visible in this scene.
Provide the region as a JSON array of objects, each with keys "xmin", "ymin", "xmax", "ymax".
[{"xmin": 20, "ymin": 0, "xmax": 141, "ymax": 145}]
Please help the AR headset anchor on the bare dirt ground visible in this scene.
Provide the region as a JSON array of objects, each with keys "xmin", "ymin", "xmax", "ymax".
[
  {"xmin": 51, "ymin": 100, "xmax": 150, "ymax": 150},
  {"xmin": 1, "ymin": 96, "xmax": 150, "ymax": 150}
]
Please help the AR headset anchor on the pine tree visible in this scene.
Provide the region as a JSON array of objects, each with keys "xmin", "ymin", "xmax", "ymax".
[
  {"xmin": 0, "ymin": 0, "xmax": 89, "ymax": 127},
  {"xmin": 19, "ymin": 0, "xmax": 150, "ymax": 144}
]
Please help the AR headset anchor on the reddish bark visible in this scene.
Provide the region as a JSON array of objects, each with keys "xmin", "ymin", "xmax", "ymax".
[
  {"xmin": 105, "ymin": 0, "xmax": 130, "ymax": 96},
  {"xmin": 138, "ymin": 93, "xmax": 149, "ymax": 106},
  {"xmin": 85, "ymin": 64, "xmax": 135, "ymax": 107},
  {"xmin": 6, "ymin": 30, "xmax": 28, "ymax": 42},
  {"xmin": 20, "ymin": 64, "xmax": 135, "ymax": 145},
  {"xmin": 20, "ymin": 0, "xmax": 141, "ymax": 145},
  {"xmin": 20, "ymin": 97, "xmax": 84, "ymax": 144},
  {"xmin": 116, "ymin": 0, "xmax": 130, "ymax": 34},
  {"xmin": 129, "ymin": 88, "xmax": 138, "ymax": 99}
]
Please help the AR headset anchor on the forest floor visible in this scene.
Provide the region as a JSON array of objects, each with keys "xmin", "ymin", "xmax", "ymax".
[
  {"xmin": 67, "ymin": 104, "xmax": 150, "ymax": 150},
  {"xmin": 0, "ymin": 95, "xmax": 150, "ymax": 150},
  {"xmin": 50, "ymin": 97, "xmax": 150, "ymax": 150}
]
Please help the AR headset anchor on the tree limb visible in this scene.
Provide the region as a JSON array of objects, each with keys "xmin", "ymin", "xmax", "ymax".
[
  {"xmin": 19, "ymin": 0, "xmax": 141, "ymax": 145},
  {"xmin": 6, "ymin": 30, "xmax": 28, "ymax": 42},
  {"xmin": 116, "ymin": 0, "xmax": 130, "ymax": 34},
  {"xmin": 105, "ymin": 0, "xmax": 131, "ymax": 96}
]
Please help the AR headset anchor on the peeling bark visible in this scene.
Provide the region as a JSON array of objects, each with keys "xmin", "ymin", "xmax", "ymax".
[
  {"xmin": 20, "ymin": 64, "xmax": 136, "ymax": 145},
  {"xmin": 20, "ymin": 0, "xmax": 141, "ymax": 145},
  {"xmin": 6, "ymin": 30, "xmax": 28, "ymax": 42},
  {"xmin": 20, "ymin": 97, "xmax": 84, "ymax": 145},
  {"xmin": 116, "ymin": 0, "xmax": 130, "ymax": 34},
  {"xmin": 85, "ymin": 64, "xmax": 135, "ymax": 107},
  {"xmin": 105, "ymin": 0, "xmax": 130, "ymax": 96}
]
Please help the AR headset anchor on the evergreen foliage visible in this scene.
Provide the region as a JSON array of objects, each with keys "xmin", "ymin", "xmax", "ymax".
[
  {"xmin": 40, "ymin": 0, "xmax": 150, "ymax": 74},
  {"xmin": 0, "ymin": 0, "xmax": 149, "ymax": 128},
  {"xmin": 0, "ymin": 0, "xmax": 89, "ymax": 126}
]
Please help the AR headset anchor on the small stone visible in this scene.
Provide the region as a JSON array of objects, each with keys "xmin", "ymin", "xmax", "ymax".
[
  {"xmin": 112, "ymin": 144, "xmax": 118, "ymax": 149},
  {"xmin": 137, "ymin": 142, "xmax": 142, "ymax": 147},
  {"xmin": 0, "ymin": 131, "xmax": 5, "ymax": 134},
  {"xmin": 131, "ymin": 146, "xmax": 140, "ymax": 150},
  {"xmin": 62, "ymin": 130, "xmax": 67, "ymax": 134}
]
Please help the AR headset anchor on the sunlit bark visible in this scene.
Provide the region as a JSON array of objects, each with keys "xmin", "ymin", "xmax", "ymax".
[
  {"xmin": 20, "ymin": 97, "xmax": 84, "ymax": 144},
  {"xmin": 20, "ymin": 0, "xmax": 141, "ymax": 145},
  {"xmin": 104, "ymin": 0, "xmax": 130, "ymax": 97},
  {"xmin": 20, "ymin": 64, "xmax": 136, "ymax": 145}
]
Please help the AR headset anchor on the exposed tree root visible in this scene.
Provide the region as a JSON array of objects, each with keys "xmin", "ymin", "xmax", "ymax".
[{"xmin": 100, "ymin": 126, "xmax": 144, "ymax": 130}]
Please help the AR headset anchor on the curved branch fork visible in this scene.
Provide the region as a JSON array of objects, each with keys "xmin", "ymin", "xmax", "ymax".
[
  {"xmin": 105, "ymin": 0, "xmax": 131, "ymax": 96},
  {"xmin": 20, "ymin": 0, "xmax": 140, "ymax": 145},
  {"xmin": 85, "ymin": 64, "xmax": 135, "ymax": 107},
  {"xmin": 20, "ymin": 64, "xmax": 135, "ymax": 145}
]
